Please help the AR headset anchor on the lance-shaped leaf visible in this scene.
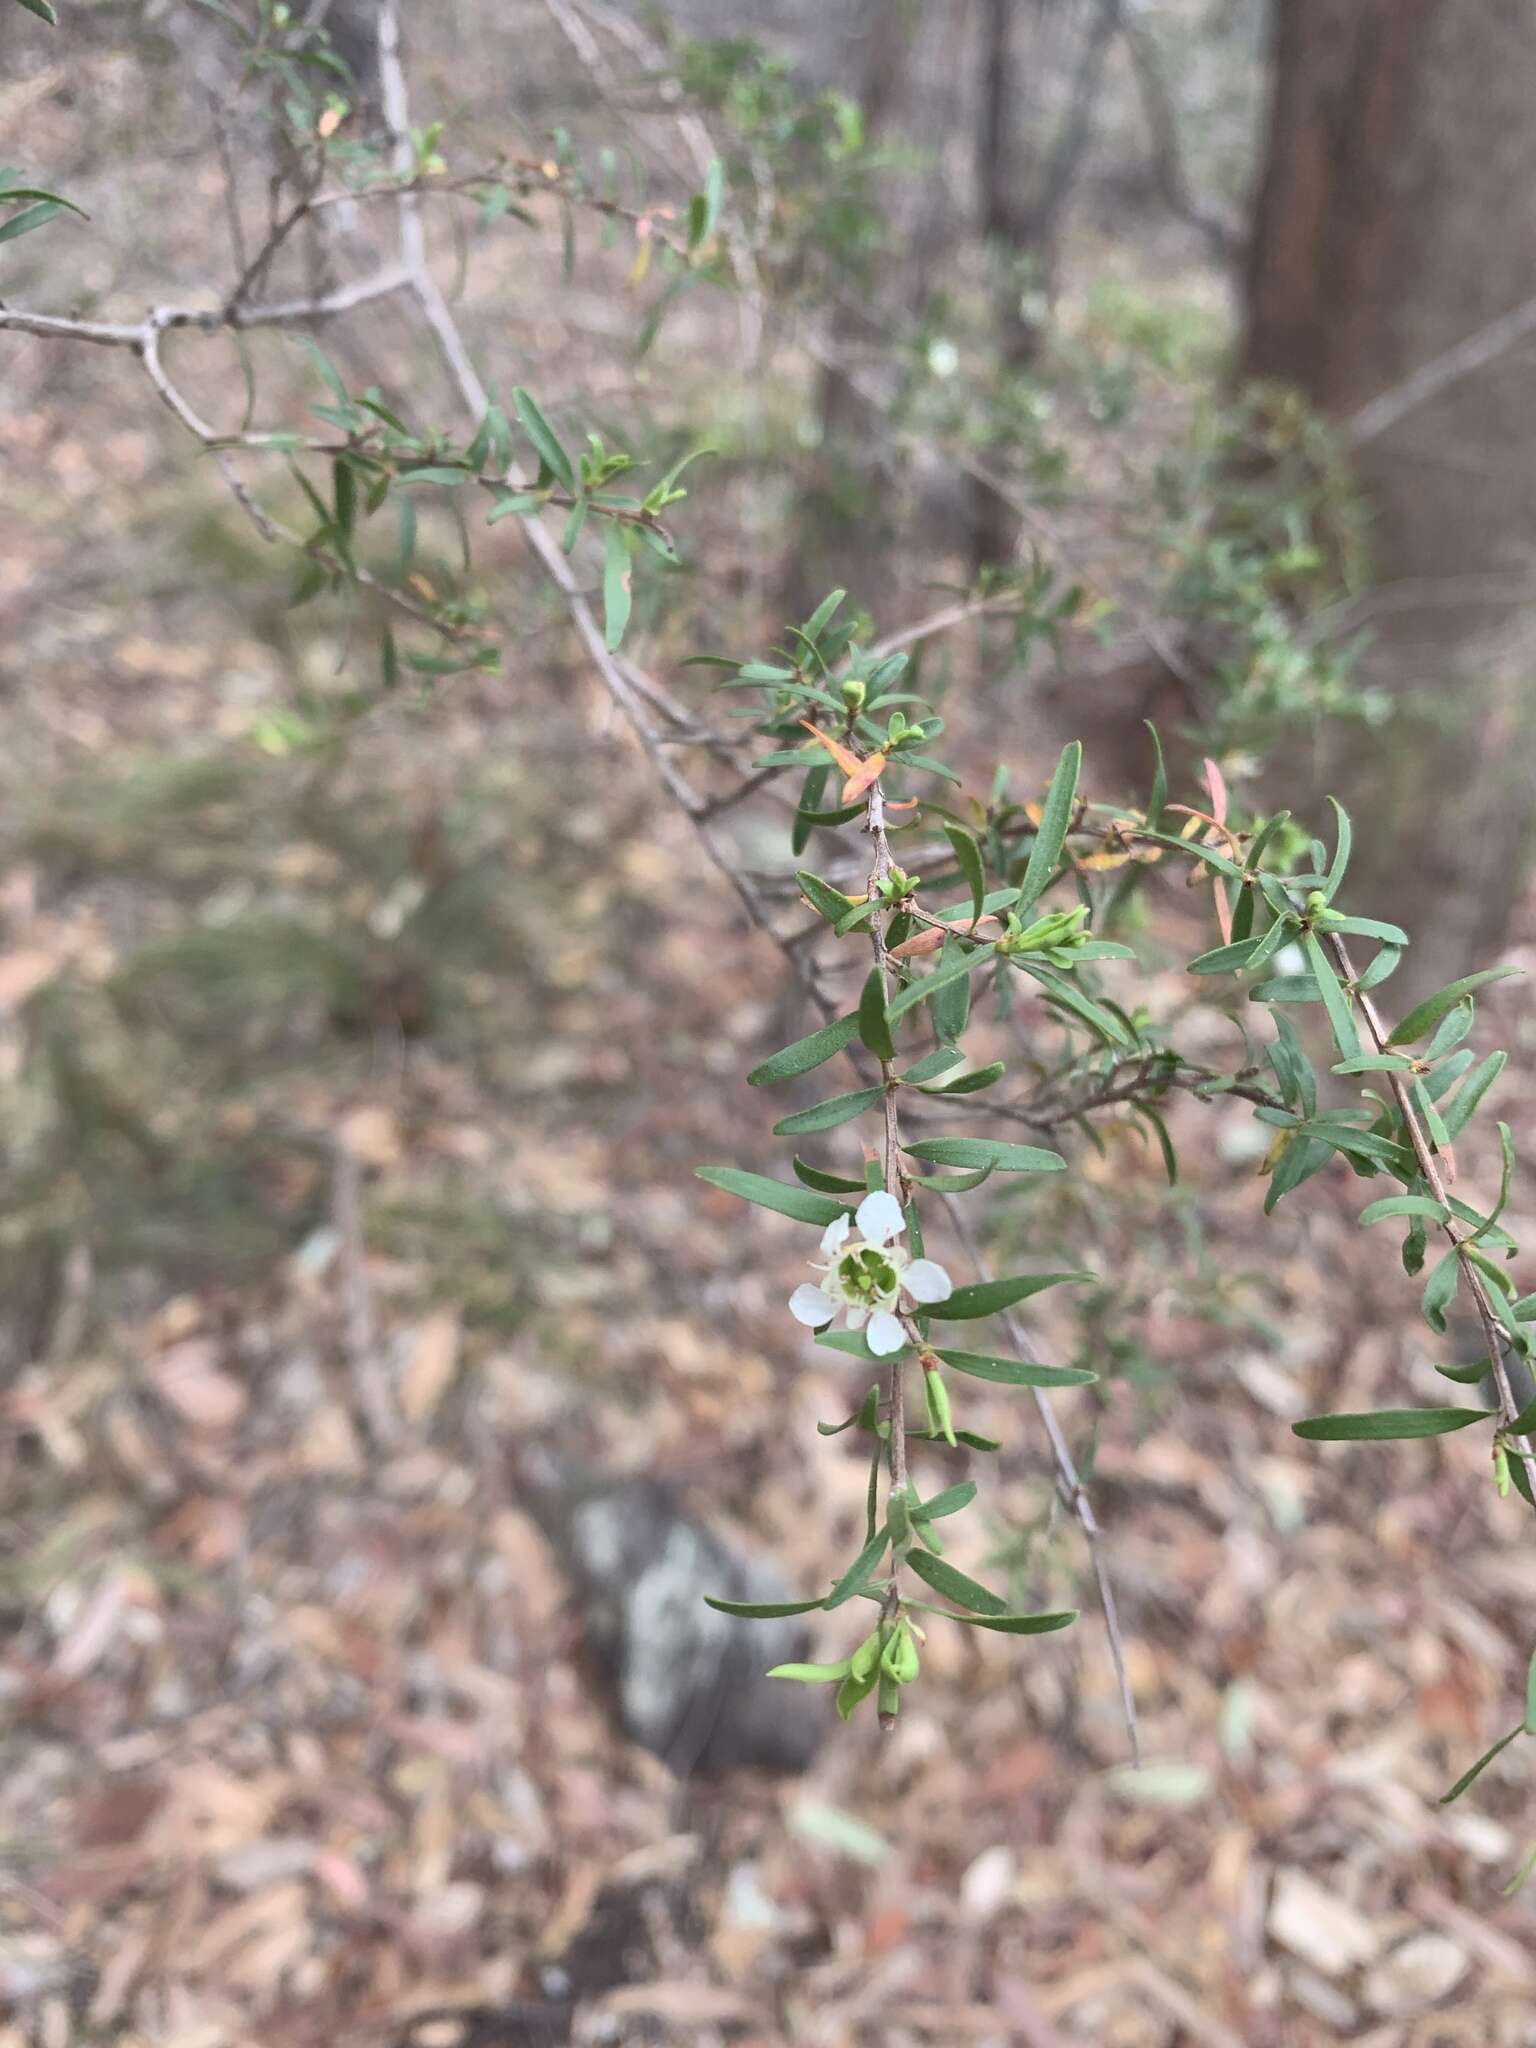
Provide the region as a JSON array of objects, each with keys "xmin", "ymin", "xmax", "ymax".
[
  {"xmin": 1302, "ymin": 931, "xmax": 1362, "ymax": 1059},
  {"xmin": 1293, "ymin": 1406, "xmax": 1493, "ymax": 1440},
  {"xmin": 903, "ymin": 1137, "xmax": 1064, "ymax": 1173},
  {"xmin": 824, "ymin": 1524, "xmax": 891, "ymax": 1609},
  {"xmin": 934, "ymin": 1608, "xmax": 1079, "ymax": 1635},
  {"xmin": 772, "ymin": 1087, "xmax": 885, "ymax": 1137},
  {"xmin": 1388, "ymin": 967, "xmax": 1522, "ymax": 1047},
  {"xmin": 933, "ymin": 1348, "xmax": 1097, "ymax": 1388},
  {"xmin": 930, "ymin": 1273, "xmax": 1093, "ymax": 1319},
  {"xmin": 858, "ymin": 965, "xmax": 896, "ymax": 1059},
  {"xmin": 905, "ymin": 1549, "xmax": 1008, "ymax": 1615},
  {"xmin": 887, "ymin": 942, "xmax": 986, "ymax": 1021},
  {"xmin": 1440, "ymin": 1725, "xmax": 1523, "ymax": 1805},
  {"xmin": 748, "ymin": 1011, "xmax": 861, "ymax": 1086},
  {"xmin": 911, "ymin": 1480, "xmax": 977, "ymax": 1523},
  {"xmin": 512, "ymin": 386, "xmax": 576, "ymax": 491},
  {"xmin": 695, "ymin": 1167, "xmax": 844, "ymax": 1226},
  {"xmin": 766, "ymin": 1660, "xmax": 853, "ymax": 1683},
  {"xmin": 1018, "ymin": 741, "xmax": 1082, "ymax": 912},
  {"xmin": 704, "ymin": 1593, "xmax": 826, "ymax": 1618},
  {"xmin": 943, "ymin": 821, "xmax": 986, "ymax": 925}
]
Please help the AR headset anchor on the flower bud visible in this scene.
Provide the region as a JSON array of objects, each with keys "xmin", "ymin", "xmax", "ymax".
[{"xmin": 841, "ymin": 676, "xmax": 867, "ymax": 710}]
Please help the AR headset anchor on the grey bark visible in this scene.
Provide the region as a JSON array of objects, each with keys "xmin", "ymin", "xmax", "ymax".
[{"xmin": 1244, "ymin": 0, "xmax": 1536, "ymax": 991}]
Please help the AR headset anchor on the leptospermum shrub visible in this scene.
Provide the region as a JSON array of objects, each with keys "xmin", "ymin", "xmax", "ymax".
[
  {"xmin": 694, "ymin": 590, "xmax": 1536, "ymax": 1774},
  {"xmin": 6, "ymin": 0, "xmax": 1534, "ymax": 1815}
]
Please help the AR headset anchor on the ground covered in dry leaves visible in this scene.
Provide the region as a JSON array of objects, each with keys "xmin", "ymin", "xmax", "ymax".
[{"xmin": 5, "ymin": 17, "xmax": 1536, "ymax": 2048}]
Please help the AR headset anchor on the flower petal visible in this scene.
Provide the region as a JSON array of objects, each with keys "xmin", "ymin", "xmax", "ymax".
[
  {"xmin": 788, "ymin": 1284, "xmax": 835, "ymax": 1328},
  {"xmin": 866, "ymin": 1310, "xmax": 907, "ymax": 1356},
  {"xmin": 819, "ymin": 1212, "xmax": 852, "ymax": 1256},
  {"xmin": 903, "ymin": 1258, "xmax": 953, "ymax": 1305},
  {"xmin": 855, "ymin": 1190, "xmax": 905, "ymax": 1246}
]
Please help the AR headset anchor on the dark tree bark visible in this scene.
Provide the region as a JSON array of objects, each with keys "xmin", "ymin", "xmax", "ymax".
[{"xmin": 1243, "ymin": 0, "xmax": 1536, "ymax": 990}]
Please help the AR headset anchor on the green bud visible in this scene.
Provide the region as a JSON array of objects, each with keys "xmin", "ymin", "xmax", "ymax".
[
  {"xmin": 841, "ymin": 675, "xmax": 867, "ymax": 710},
  {"xmin": 850, "ymin": 1628, "xmax": 884, "ymax": 1685},
  {"xmin": 923, "ymin": 1363, "xmax": 956, "ymax": 1447},
  {"xmin": 881, "ymin": 1618, "xmax": 920, "ymax": 1684}
]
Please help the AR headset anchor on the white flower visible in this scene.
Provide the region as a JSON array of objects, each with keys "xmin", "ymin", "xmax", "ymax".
[{"xmin": 787, "ymin": 1189, "xmax": 952, "ymax": 1357}]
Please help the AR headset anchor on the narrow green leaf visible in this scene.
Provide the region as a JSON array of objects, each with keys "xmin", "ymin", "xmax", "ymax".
[
  {"xmin": 1292, "ymin": 1406, "xmax": 1493, "ymax": 1441},
  {"xmin": 915, "ymin": 1061, "xmax": 1005, "ymax": 1096},
  {"xmin": 1322, "ymin": 795, "xmax": 1352, "ymax": 901},
  {"xmin": 902, "ymin": 1137, "xmax": 1064, "ymax": 1173},
  {"xmin": 1441, "ymin": 1051, "xmax": 1507, "ymax": 1142},
  {"xmin": 1440, "ymin": 1725, "xmax": 1523, "ymax": 1804},
  {"xmin": 1359, "ymin": 1194, "xmax": 1451, "ymax": 1227},
  {"xmin": 748, "ymin": 1011, "xmax": 861, "ymax": 1086},
  {"xmin": 1322, "ymin": 915, "xmax": 1409, "ymax": 944},
  {"xmin": 858, "ymin": 966, "xmax": 896, "ymax": 1060},
  {"xmin": 512, "ymin": 386, "xmax": 576, "ymax": 491},
  {"xmin": 900, "ymin": 1047, "xmax": 964, "ymax": 1085},
  {"xmin": 903, "ymin": 1164, "xmax": 997, "ymax": 1193},
  {"xmin": 695, "ymin": 1167, "xmax": 843, "ymax": 1226},
  {"xmin": 1251, "ymin": 974, "xmax": 1323, "ymax": 1005},
  {"xmin": 1018, "ymin": 962, "xmax": 1136, "ymax": 1048},
  {"xmin": 13, "ymin": 0, "xmax": 60, "ymax": 23},
  {"xmin": 796, "ymin": 868, "xmax": 856, "ymax": 924},
  {"xmin": 1144, "ymin": 721, "xmax": 1168, "ymax": 830},
  {"xmin": 1388, "ymin": 968, "xmax": 1522, "ymax": 1047},
  {"xmin": 905, "ymin": 1549, "xmax": 1008, "ymax": 1615},
  {"xmin": 887, "ymin": 943, "xmax": 986, "ymax": 1021},
  {"xmin": 793, "ymin": 1158, "xmax": 867, "ymax": 1193},
  {"xmin": 912, "ymin": 1480, "xmax": 977, "ymax": 1523},
  {"xmin": 943, "ymin": 822, "xmax": 986, "ymax": 925},
  {"xmin": 940, "ymin": 1609, "xmax": 1078, "ymax": 1636},
  {"xmin": 767, "ymin": 1660, "xmax": 853, "ymax": 1683},
  {"xmin": 0, "ymin": 197, "xmax": 66, "ymax": 243},
  {"xmin": 931, "ymin": 1273, "xmax": 1093, "ymax": 1320},
  {"xmin": 1302, "ymin": 931, "xmax": 1362, "ymax": 1060},
  {"xmin": 931, "ymin": 932, "xmax": 973, "ymax": 1045},
  {"xmin": 1188, "ymin": 938, "xmax": 1263, "ymax": 976},
  {"xmin": 1422, "ymin": 1247, "xmax": 1460, "ymax": 1333},
  {"xmin": 704, "ymin": 1593, "xmax": 825, "ymax": 1618},
  {"xmin": 1018, "ymin": 741, "xmax": 1082, "ymax": 912},
  {"xmin": 824, "ymin": 1524, "xmax": 890, "ymax": 1609},
  {"xmin": 933, "ymin": 1348, "xmax": 1097, "ymax": 1388},
  {"xmin": 1333, "ymin": 1053, "xmax": 1417, "ymax": 1075},
  {"xmin": 772, "ymin": 1086, "xmax": 885, "ymax": 1137}
]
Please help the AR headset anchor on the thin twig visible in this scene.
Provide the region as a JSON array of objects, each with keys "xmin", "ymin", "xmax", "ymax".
[
  {"xmin": 1345, "ymin": 291, "xmax": 1536, "ymax": 447},
  {"xmin": 945, "ymin": 1199, "xmax": 1141, "ymax": 1764}
]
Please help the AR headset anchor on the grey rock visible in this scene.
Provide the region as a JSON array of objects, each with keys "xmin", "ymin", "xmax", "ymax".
[{"xmin": 517, "ymin": 1449, "xmax": 824, "ymax": 1778}]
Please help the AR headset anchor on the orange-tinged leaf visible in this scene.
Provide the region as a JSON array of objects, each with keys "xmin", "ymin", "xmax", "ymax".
[
  {"xmin": 841, "ymin": 752, "xmax": 886, "ymax": 803},
  {"xmin": 1203, "ymin": 756, "xmax": 1229, "ymax": 828},
  {"xmin": 799, "ymin": 720, "xmax": 862, "ymax": 779},
  {"xmin": 890, "ymin": 926, "xmax": 944, "ymax": 960}
]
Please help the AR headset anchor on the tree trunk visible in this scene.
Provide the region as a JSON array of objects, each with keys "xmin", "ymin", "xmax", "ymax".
[{"xmin": 1244, "ymin": 0, "xmax": 1536, "ymax": 992}]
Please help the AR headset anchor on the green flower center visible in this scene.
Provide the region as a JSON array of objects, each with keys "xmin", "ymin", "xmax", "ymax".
[{"xmin": 834, "ymin": 1245, "xmax": 900, "ymax": 1306}]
